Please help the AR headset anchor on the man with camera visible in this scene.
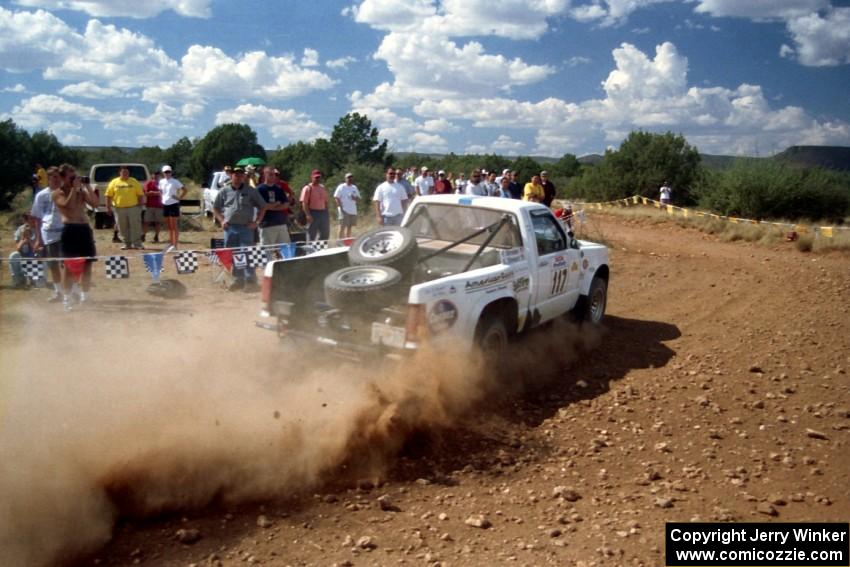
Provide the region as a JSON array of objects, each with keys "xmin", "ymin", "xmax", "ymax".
[
  {"xmin": 52, "ymin": 163, "xmax": 99, "ymax": 310},
  {"xmin": 105, "ymin": 165, "xmax": 146, "ymax": 250}
]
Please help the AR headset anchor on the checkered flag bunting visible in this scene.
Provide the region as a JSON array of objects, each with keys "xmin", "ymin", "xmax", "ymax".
[
  {"xmin": 246, "ymin": 246, "xmax": 268, "ymax": 268},
  {"xmin": 174, "ymin": 251, "xmax": 199, "ymax": 274},
  {"xmin": 305, "ymin": 240, "xmax": 329, "ymax": 254},
  {"xmin": 105, "ymin": 256, "xmax": 130, "ymax": 279},
  {"xmin": 205, "ymin": 250, "xmax": 220, "ymax": 265},
  {"xmin": 21, "ymin": 259, "xmax": 45, "ymax": 281}
]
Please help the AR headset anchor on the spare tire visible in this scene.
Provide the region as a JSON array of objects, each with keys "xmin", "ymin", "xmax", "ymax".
[
  {"xmin": 324, "ymin": 265, "xmax": 404, "ymax": 312},
  {"xmin": 348, "ymin": 226, "xmax": 418, "ymax": 273}
]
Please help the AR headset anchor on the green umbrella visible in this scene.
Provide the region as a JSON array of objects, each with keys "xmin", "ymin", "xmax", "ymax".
[{"xmin": 236, "ymin": 156, "xmax": 266, "ymax": 166}]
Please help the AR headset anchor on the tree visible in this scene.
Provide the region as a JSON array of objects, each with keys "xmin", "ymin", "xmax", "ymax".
[
  {"xmin": 270, "ymin": 141, "xmax": 315, "ymax": 181},
  {"xmin": 0, "ymin": 119, "xmax": 33, "ymax": 208},
  {"xmin": 190, "ymin": 123, "xmax": 265, "ymax": 183},
  {"xmin": 162, "ymin": 136, "xmax": 193, "ymax": 177},
  {"xmin": 550, "ymin": 153, "xmax": 581, "ymax": 179},
  {"xmin": 570, "ymin": 131, "xmax": 701, "ymax": 203},
  {"xmin": 511, "ymin": 156, "xmax": 544, "ymax": 185},
  {"xmin": 30, "ymin": 130, "xmax": 81, "ymax": 169},
  {"xmin": 329, "ymin": 113, "xmax": 389, "ymax": 168}
]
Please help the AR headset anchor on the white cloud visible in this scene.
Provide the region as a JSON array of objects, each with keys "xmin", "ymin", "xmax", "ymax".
[
  {"xmin": 9, "ymin": 94, "xmax": 102, "ymax": 129},
  {"xmin": 61, "ymin": 133, "xmax": 84, "ymax": 144},
  {"xmin": 0, "ymin": 7, "xmax": 77, "ymax": 72},
  {"xmin": 566, "ymin": 56, "xmax": 591, "ymax": 67},
  {"xmin": 784, "ymin": 7, "xmax": 850, "ymax": 66},
  {"xmin": 215, "ymin": 103, "xmax": 327, "ymax": 142},
  {"xmin": 144, "ymin": 45, "xmax": 337, "ymax": 103},
  {"xmin": 570, "ymin": 0, "xmax": 671, "ymax": 27},
  {"xmin": 347, "ymin": 105, "xmax": 449, "ymax": 152},
  {"xmin": 349, "ymin": 0, "xmax": 569, "ymax": 40},
  {"xmin": 43, "ymin": 19, "xmax": 179, "ymax": 88},
  {"xmin": 3, "ymin": 83, "xmax": 27, "ymax": 93},
  {"xmin": 693, "ymin": 0, "xmax": 829, "ymax": 21},
  {"xmin": 326, "ymin": 55, "xmax": 357, "ymax": 70},
  {"xmin": 490, "ymin": 134, "xmax": 526, "ymax": 155},
  {"xmin": 59, "ymin": 81, "xmax": 125, "ymax": 99},
  {"xmin": 408, "ymin": 41, "xmax": 850, "ymax": 156},
  {"xmin": 301, "ymin": 48, "xmax": 319, "ymax": 67},
  {"xmin": 13, "ymin": 0, "xmax": 212, "ymax": 18}
]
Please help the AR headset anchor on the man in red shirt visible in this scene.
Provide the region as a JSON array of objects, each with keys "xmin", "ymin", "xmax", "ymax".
[
  {"xmin": 143, "ymin": 170, "xmax": 163, "ymax": 243},
  {"xmin": 434, "ymin": 170, "xmax": 453, "ymax": 194}
]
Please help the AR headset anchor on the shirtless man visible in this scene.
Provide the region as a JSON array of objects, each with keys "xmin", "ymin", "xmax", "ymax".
[{"xmin": 52, "ymin": 163, "xmax": 99, "ymax": 310}]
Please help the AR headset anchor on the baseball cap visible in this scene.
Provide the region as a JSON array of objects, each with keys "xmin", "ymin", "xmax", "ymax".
[
  {"xmin": 224, "ymin": 165, "xmax": 233, "ymax": 172},
  {"xmin": 311, "ymin": 169, "xmax": 322, "ymax": 178},
  {"xmin": 438, "ymin": 170, "xmax": 446, "ymax": 175},
  {"xmin": 161, "ymin": 165, "xmax": 172, "ymax": 172},
  {"xmin": 502, "ymin": 168, "xmax": 511, "ymax": 175},
  {"xmin": 345, "ymin": 172, "xmax": 353, "ymax": 178},
  {"xmin": 540, "ymin": 170, "xmax": 549, "ymax": 176},
  {"xmin": 421, "ymin": 166, "xmax": 429, "ymax": 172},
  {"xmin": 232, "ymin": 167, "xmax": 246, "ymax": 174}
]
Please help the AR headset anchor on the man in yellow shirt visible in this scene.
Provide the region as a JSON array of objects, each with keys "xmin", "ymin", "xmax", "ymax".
[
  {"xmin": 106, "ymin": 165, "xmax": 146, "ymax": 249},
  {"xmin": 523, "ymin": 174, "xmax": 545, "ymax": 203}
]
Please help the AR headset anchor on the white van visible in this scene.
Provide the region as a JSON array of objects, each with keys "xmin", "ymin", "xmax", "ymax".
[{"xmin": 88, "ymin": 163, "xmax": 150, "ymax": 229}]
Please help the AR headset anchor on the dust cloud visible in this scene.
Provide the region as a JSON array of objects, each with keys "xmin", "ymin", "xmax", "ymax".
[{"xmin": 0, "ymin": 302, "xmax": 593, "ymax": 566}]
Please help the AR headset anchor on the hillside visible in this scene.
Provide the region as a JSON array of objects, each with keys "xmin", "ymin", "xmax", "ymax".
[{"xmin": 774, "ymin": 145, "xmax": 850, "ymax": 171}]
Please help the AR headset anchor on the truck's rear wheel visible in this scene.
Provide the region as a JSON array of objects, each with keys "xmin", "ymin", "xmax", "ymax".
[
  {"xmin": 348, "ymin": 227, "xmax": 418, "ymax": 273},
  {"xmin": 324, "ymin": 265, "xmax": 403, "ymax": 311},
  {"xmin": 475, "ymin": 316, "xmax": 509, "ymax": 364}
]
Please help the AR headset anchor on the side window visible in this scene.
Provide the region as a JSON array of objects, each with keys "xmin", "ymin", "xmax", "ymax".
[{"xmin": 530, "ymin": 211, "xmax": 567, "ymax": 255}]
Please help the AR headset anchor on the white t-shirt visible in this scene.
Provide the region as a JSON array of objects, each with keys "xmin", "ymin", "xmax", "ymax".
[
  {"xmin": 159, "ymin": 177, "xmax": 184, "ymax": 206},
  {"xmin": 372, "ymin": 181, "xmax": 408, "ymax": 216},
  {"xmin": 659, "ymin": 184, "xmax": 672, "ymax": 201},
  {"xmin": 334, "ymin": 183, "xmax": 360, "ymax": 215},
  {"xmin": 414, "ymin": 175, "xmax": 434, "ymax": 196},
  {"xmin": 464, "ymin": 182, "xmax": 488, "ymax": 196},
  {"xmin": 31, "ymin": 187, "xmax": 63, "ymax": 244}
]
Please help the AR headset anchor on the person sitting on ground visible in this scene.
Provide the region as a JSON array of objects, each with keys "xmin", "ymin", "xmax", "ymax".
[{"xmin": 8, "ymin": 214, "xmax": 38, "ymax": 288}]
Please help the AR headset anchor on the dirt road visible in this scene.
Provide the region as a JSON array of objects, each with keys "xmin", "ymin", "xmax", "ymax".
[{"xmin": 1, "ymin": 214, "xmax": 848, "ymax": 566}]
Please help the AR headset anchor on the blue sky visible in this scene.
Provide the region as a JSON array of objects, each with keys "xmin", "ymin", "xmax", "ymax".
[{"xmin": 1, "ymin": 0, "xmax": 849, "ymax": 158}]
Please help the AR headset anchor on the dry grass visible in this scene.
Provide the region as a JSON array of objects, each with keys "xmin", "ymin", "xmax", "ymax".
[{"xmin": 586, "ymin": 203, "xmax": 850, "ymax": 254}]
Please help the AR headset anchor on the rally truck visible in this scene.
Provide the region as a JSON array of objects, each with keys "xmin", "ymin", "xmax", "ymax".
[{"xmin": 257, "ymin": 195, "xmax": 609, "ymax": 360}]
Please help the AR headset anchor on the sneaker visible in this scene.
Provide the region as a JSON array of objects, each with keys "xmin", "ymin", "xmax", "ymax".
[
  {"xmin": 227, "ymin": 280, "xmax": 245, "ymax": 292},
  {"xmin": 79, "ymin": 292, "xmax": 88, "ymax": 303},
  {"xmin": 63, "ymin": 297, "xmax": 73, "ymax": 312},
  {"xmin": 47, "ymin": 293, "xmax": 62, "ymax": 303},
  {"xmin": 243, "ymin": 281, "xmax": 260, "ymax": 293},
  {"xmin": 120, "ymin": 245, "xmax": 130, "ymax": 250}
]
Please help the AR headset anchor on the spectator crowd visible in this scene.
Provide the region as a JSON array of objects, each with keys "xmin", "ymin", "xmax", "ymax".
[{"xmin": 8, "ymin": 160, "xmax": 571, "ymax": 300}]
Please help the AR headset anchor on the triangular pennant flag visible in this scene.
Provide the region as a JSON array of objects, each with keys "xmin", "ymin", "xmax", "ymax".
[
  {"xmin": 339, "ymin": 237, "xmax": 354, "ymax": 247},
  {"xmin": 21, "ymin": 259, "xmax": 46, "ymax": 281},
  {"xmin": 232, "ymin": 249, "xmax": 247, "ymax": 269},
  {"xmin": 105, "ymin": 256, "xmax": 130, "ymax": 279},
  {"xmin": 278, "ymin": 242, "xmax": 297, "ymax": 259},
  {"xmin": 143, "ymin": 252, "xmax": 164, "ymax": 281},
  {"xmin": 64, "ymin": 258, "xmax": 86, "ymax": 280},
  {"xmin": 174, "ymin": 251, "xmax": 198, "ymax": 274},
  {"xmin": 246, "ymin": 246, "xmax": 267, "ymax": 268},
  {"xmin": 214, "ymin": 249, "xmax": 233, "ymax": 270}
]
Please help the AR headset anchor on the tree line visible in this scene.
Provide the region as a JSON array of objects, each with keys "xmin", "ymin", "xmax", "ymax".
[{"xmin": 2, "ymin": 115, "xmax": 847, "ymax": 221}]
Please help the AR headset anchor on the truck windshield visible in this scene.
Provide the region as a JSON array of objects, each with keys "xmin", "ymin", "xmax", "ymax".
[
  {"xmin": 93, "ymin": 165, "xmax": 148, "ymax": 183},
  {"xmin": 405, "ymin": 203, "xmax": 522, "ymax": 249}
]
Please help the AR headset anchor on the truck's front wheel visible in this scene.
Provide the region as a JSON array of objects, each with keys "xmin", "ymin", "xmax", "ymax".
[{"xmin": 570, "ymin": 275, "xmax": 607, "ymax": 325}]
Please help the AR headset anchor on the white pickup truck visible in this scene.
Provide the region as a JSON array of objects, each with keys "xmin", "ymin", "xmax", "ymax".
[{"xmin": 257, "ymin": 195, "xmax": 609, "ymax": 360}]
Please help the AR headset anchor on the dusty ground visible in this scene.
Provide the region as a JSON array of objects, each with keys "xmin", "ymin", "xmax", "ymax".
[{"xmin": 0, "ymin": 212, "xmax": 848, "ymax": 567}]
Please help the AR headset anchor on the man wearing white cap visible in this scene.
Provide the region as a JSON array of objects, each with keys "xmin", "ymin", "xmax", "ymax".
[
  {"xmin": 333, "ymin": 172, "xmax": 360, "ymax": 239},
  {"xmin": 434, "ymin": 170, "xmax": 452, "ymax": 194},
  {"xmin": 414, "ymin": 166, "xmax": 434, "ymax": 197}
]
